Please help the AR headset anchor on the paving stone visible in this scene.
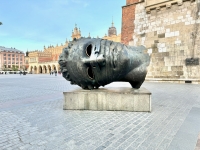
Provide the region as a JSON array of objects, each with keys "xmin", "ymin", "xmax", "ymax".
[{"xmin": 0, "ymin": 74, "xmax": 200, "ymax": 149}]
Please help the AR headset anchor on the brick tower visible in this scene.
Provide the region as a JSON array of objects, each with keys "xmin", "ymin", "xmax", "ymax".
[{"xmin": 121, "ymin": 0, "xmax": 140, "ymax": 45}]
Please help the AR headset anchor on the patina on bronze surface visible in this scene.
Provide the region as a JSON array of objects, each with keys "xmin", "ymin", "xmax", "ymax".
[{"xmin": 58, "ymin": 37, "xmax": 150, "ymax": 90}]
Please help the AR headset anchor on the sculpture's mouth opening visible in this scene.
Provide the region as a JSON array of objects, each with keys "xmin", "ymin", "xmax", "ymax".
[{"xmin": 87, "ymin": 66, "xmax": 94, "ymax": 79}]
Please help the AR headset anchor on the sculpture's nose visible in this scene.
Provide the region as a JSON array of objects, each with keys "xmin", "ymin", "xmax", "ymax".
[
  {"xmin": 94, "ymin": 54, "xmax": 105, "ymax": 67},
  {"xmin": 82, "ymin": 54, "xmax": 105, "ymax": 67}
]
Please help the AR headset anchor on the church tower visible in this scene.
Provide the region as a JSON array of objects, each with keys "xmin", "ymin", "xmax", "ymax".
[
  {"xmin": 108, "ymin": 19, "xmax": 117, "ymax": 37},
  {"xmin": 71, "ymin": 24, "xmax": 81, "ymax": 40}
]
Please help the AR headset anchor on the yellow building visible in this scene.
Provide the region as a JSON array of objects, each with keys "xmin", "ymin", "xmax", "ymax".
[
  {"xmin": 27, "ymin": 24, "xmax": 81, "ymax": 74},
  {"xmin": 71, "ymin": 24, "xmax": 81, "ymax": 40}
]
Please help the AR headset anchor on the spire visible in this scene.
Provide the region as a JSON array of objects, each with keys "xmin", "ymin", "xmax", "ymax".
[
  {"xmin": 65, "ymin": 38, "xmax": 68, "ymax": 44},
  {"xmin": 26, "ymin": 49, "xmax": 29, "ymax": 56},
  {"xmin": 108, "ymin": 17, "xmax": 117, "ymax": 36},
  {"xmin": 79, "ymin": 28, "xmax": 81, "ymax": 34},
  {"xmin": 71, "ymin": 24, "xmax": 81, "ymax": 40},
  {"xmin": 88, "ymin": 32, "xmax": 91, "ymax": 38},
  {"xmin": 112, "ymin": 16, "xmax": 114, "ymax": 27},
  {"xmin": 74, "ymin": 23, "xmax": 78, "ymax": 30}
]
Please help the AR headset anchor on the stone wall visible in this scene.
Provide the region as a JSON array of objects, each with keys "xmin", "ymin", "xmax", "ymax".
[{"xmin": 126, "ymin": 0, "xmax": 200, "ymax": 79}]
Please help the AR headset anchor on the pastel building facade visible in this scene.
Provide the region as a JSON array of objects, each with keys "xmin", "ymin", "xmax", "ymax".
[{"xmin": 0, "ymin": 46, "xmax": 25, "ymax": 71}]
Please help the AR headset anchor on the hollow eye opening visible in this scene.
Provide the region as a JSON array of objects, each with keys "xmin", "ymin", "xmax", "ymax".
[
  {"xmin": 86, "ymin": 44, "xmax": 92, "ymax": 57},
  {"xmin": 87, "ymin": 66, "xmax": 94, "ymax": 79}
]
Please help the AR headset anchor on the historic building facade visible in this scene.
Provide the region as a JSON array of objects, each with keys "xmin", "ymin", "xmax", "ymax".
[
  {"xmin": 27, "ymin": 25, "xmax": 81, "ymax": 74},
  {"xmin": 27, "ymin": 40, "xmax": 68, "ymax": 74},
  {"xmin": 122, "ymin": 0, "xmax": 200, "ymax": 83},
  {"xmin": 0, "ymin": 46, "xmax": 25, "ymax": 71},
  {"xmin": 102, "ymin": 21, "xmax": 121, "ymax": 42}
]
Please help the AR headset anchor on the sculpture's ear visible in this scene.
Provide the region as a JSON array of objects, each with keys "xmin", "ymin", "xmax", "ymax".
[
  {"xmin": 64, "ymin": 48, "xmax": 69, "ymax": 55},
  {"xmin": 138, "ymin": 45, "xmax": 147, "ymax": 52}
]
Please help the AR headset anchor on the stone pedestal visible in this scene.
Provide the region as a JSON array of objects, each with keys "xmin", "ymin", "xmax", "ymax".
[{"xmin": 63, "ymin": 87, "xmax": 151, "ymax": 112}]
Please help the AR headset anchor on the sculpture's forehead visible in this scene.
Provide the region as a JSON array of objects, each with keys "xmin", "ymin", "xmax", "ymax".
[{"xmin": 73, "ymin": 38, "xmax": 101, "ymax": 48}]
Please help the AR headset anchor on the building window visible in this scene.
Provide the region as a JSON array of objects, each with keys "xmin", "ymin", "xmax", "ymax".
[
  {"xmin": 4, "ymin": 57, "xmax": 6, "ymax": 60},
  {"xmin": 8, "ymin": 65, "xmax": 11, "ymax": 68},
  {"xmin": 8, "ymin": 54, "xmax": 10, "ymax": 56},
  {"xmin": 12, "ymin": 54, "xmax": 15, "ymax": 57},
  {"xmin": 30, "ymin": 58, "xmax": 36, "ymax": 62},
  {"xmin": 16, "ymin": 58, "xmax": 18, "ymax": 61}
]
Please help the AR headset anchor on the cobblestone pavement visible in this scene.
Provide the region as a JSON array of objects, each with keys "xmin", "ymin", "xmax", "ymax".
[{"xmin": 0, "ymin": 74, "xmax": 200, "ymax": 150}]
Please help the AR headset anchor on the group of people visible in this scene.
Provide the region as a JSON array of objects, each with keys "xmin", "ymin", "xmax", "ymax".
[
  {"xmin": 50, "ymin": 70, "xmax": 57, "ymax": 76},
  {"xmin": 0, "ymin": 72, "xmax": 6, "ymax": 74},
  {"xmin": 19, "ymin": 71, "xmax": 26, "ymax": 75}
]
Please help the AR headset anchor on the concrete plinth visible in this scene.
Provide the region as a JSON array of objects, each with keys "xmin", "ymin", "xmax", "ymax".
[{"xmin": 63, "ymin": 87, "xmax": 151, "ymax": 112}]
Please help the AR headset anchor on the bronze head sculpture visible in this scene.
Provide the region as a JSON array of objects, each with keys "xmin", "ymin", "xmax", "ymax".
[{"xmin": 58, "ymin": 37, "xmax": 150, "ymax": 90}]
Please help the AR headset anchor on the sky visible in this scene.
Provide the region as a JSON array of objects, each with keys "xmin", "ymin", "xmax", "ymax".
[{"xmin": 0, "ymin": 0, "xmax": 125, "ymax": 52}]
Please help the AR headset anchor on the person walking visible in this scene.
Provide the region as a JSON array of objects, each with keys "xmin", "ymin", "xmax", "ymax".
[{"xmin": 19, "ymin": 71, "xmax": 22, "ymax": 75}]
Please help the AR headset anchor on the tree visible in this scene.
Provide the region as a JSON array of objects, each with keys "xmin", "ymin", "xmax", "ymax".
[
  {"xmin": 2, "ymin": 65, "xmax": 8, "ymax": 71},
  {"xmin": 12, "ymin": 65, "xmax": 19, "ymax": 71},
  {"xmin": 0, "ymin": 22, "xmax": 2, "ymax": 25}
]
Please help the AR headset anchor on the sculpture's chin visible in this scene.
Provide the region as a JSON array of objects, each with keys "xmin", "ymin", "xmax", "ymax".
[{"xmin": 121, "ymin": 65, "xmax": 148, "ymax": 89}]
